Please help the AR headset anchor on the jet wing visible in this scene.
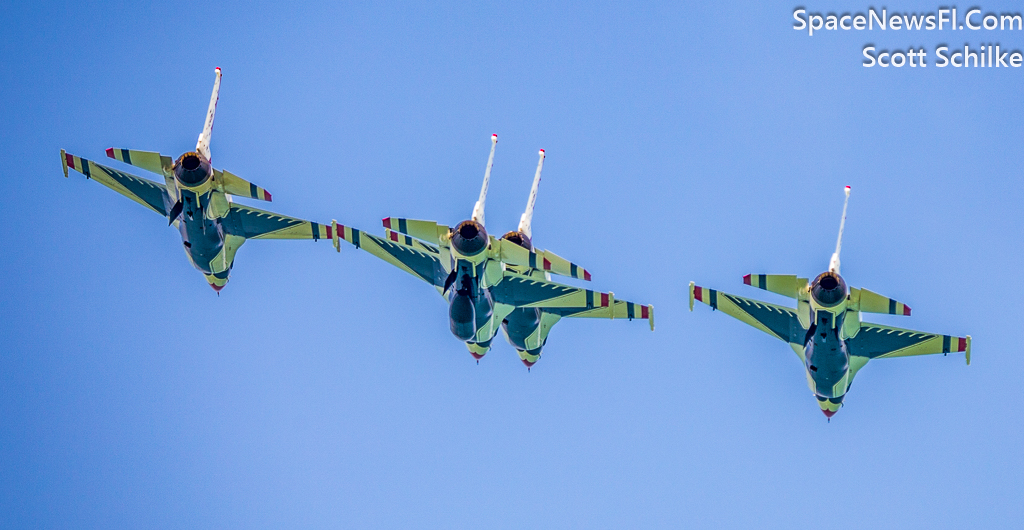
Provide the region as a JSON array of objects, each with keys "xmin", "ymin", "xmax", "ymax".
[
  {"xmin": 225, "ymin": 204, "xmax": 332, "ymax": 240},
  {"xmin": 491, "ymin": 274, "xmax": 654, "ymax": 330},
  {"xmin": 847, "ymin": 322, "xmax": 971, "ymax": 364},
  {"xmin": 61, "ymin": 150, "xmax": 169, "ymax": 216},
  {"xmin": 689, "ymin": 282, "xmax": 806, "ymax": 344},
  {"xmin": 545, "ymin": 299, "xmax": 653, "ymax": 322},
  {"xmin": 335, "ymin": 224, "xmax": 448, "ymax": 287}
]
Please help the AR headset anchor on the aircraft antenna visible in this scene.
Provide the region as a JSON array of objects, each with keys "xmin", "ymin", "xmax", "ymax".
[
  {"xmin": 829, "ymin": 186, "xmax": 851, "ymax": 273},
  {"xmin": 471, "ymin": 134, "xmax": 498, "ymax": 225},
  {"xmin": 196, "ymin": 67, "xmax": 222, "ymax": 162},
  {"xmin": 517, "ymin": 149, "xmax": 545, "ymax": 238}
]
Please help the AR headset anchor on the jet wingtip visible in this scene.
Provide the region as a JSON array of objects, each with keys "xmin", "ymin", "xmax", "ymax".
[
  {"xmin": 331, "ymin": 220, "xmax": 341, "ymax": 252},
  {"xmin": 63, "ymin": 150, "xmax": 76, "ymax": 172}
]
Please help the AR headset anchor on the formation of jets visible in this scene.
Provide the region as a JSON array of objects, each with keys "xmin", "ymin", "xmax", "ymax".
[
  {"xmin": 61, "ymin": 68, "xmax": 970, "ymax": 418},
  {"xmin": 328, "ymin": 135, "xmax": 652, "ymax": 367}
]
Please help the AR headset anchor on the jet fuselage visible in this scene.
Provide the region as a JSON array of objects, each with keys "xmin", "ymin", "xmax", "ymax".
[
  {"xmin": 803, "ymin": 271, "xmax": 853, "ymax": 416},
  {"xmin": 446, "ymin": 219, "xmax": 499, "ymax": 357},
  {"xmin": 500, "ymin": 229, "xmax": 546, "ymax": 365},
  {"xmin": 171, "ymin": 151, "xmax": 240, "ymax": 290}
]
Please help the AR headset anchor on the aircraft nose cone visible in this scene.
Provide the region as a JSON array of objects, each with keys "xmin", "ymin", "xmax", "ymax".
[{"xmin": 821, "ymin": 409, "xmax": 837, "ymax": 419}]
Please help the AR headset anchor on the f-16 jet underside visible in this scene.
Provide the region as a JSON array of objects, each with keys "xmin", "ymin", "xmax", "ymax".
[
  {"xmin": 326, "ymin": 135, "xmax": 653, "ymax": 367},
  {"xmin": 61, "ymin": 68, "xmax": 331, "ymax": 292},
  {"xmin": 689, "ymin": 186, "xmax": 970, "ymax": 419}
]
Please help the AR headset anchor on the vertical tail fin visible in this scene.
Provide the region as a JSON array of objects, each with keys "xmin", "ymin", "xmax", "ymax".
[
  {"xmin": 829, "ymin": 186, "xmax": 851, "ymax": 273},
  {"xmin": 471, "ymin": 134, "xmax": 498, "ymax": 225},
  {"xmin": 517, "ymin": 149, "xmax": 545, "ymax": 238},
  {"xmin": 195, "ymin": 67, "xmax": 222, "ymax": 162}
]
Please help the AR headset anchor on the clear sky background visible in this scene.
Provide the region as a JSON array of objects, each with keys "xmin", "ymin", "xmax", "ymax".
[{"xmin": 2, "ymin": 1, "xmax": 1022, "ymax": 528}]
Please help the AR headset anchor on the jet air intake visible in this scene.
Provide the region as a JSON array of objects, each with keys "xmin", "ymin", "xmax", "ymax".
[
  {"xmin": 173, "ymin": 152, "xmax": 212, "ymax": 187},
  {"xmin": 810, "ymin": 271, "xmax": 847, "ymax": 307},
  {"xmin": 451, "ymin": 220, "xmax": 488, "ymax": 257},
  {"xmin": 449, "ymin": 293, "xmax": 477, "ymax": 341}
]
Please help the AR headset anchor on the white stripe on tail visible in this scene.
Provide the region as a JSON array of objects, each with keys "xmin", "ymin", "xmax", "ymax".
[
  {"xmin": 196, "ymin": 67, "xmax": 222, "ymax": 162},
  {"xmin": 829, "ymin": 186, "xmax": 851, "ymax": 273},
  {"xmin": 471, "ymin": 134, "xmax": 498, "ymax": 225},
  {"xmin": 517, "ymin": 149, "xmax": 545, "ymax": 239}
]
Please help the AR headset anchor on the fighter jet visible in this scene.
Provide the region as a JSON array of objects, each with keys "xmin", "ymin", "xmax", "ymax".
[
  {"xmin": 689, "ymin": 187, "xmax": 970, "ymax": 419},
  {"xmin": 61, "ymin": 68, "xmax": 331, "ymax": 292},
  {"xmin": 324, "ymin": 135, "xmax": 653, "ymax": 366}
]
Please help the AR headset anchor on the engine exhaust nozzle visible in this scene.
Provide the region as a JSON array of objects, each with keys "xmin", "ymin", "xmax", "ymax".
[
  {"xmin": 173, "ymin": 151, "xmax": 212, "ymax": 187},
  {"xmin": 810, "ymin": 271, "xmax": 847, "ymax": 307},
  {"xmin": 451, "ymin": 220, "xmax": 488, "ymax": 257}
]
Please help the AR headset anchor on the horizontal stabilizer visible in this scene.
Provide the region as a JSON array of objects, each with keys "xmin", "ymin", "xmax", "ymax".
[
  {"xmin": 105, "ymin": 148, "xmax": 173, "ymax": 176},
  {"xmin": 498, "ymin": 240, "xmax": 590, "ymax": 281},
  {"xmin": 743, "ymin": 274, "xmax": 807, "ymax": 298},
  {"xmin": 533, "ymin": 248, "xmax": 590, "ymax": 281},
  {"xmin": 850, "ymin": 287, "xmax": 911, "ymax": 316},
  {"xmin": 216, "ymin": 169, "xmax": 272, "ymax": 202},
  {"xmin": 382, "ymin": 217, "xmax": 450, "ymax": 245},
  {"xmin": 384, "ymin": 228, "xmax": 445, "ymax": 255}
]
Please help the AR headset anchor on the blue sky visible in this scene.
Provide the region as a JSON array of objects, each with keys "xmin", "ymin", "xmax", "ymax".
[{"xmin": 2, "ymin": 1, "xmax": 1022, "ymax": 527}]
